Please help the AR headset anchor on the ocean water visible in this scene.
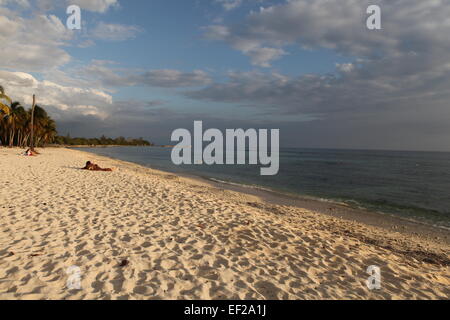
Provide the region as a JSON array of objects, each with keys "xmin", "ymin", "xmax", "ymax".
[{"xmin": 78, "ymin": 147, "xmax": 450, "ymax": 229}]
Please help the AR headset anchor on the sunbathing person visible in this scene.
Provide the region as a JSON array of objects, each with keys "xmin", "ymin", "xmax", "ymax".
[
  {"xmin": 82, "ymin": 161, "xmax": 113, "ymax": 172},
  {"xmin": 24, "ymin": 149, "xmax": 37, "ymax": 156}
]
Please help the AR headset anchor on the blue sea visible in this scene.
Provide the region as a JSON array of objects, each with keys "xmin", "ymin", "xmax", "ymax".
[{"xmin": 78, "ymin": 147, "xmax": 450, "ymax": 229}]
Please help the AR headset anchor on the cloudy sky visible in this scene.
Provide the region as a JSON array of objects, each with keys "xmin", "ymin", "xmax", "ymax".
[{"xmin": 1, "ymin": 0, "xmax": 450, "ymax": 151}]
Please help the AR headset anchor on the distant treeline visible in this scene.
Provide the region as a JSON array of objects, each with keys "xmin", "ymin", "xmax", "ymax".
[
  {"xmin": 55, "ymin": 135, "xmax": 153, "ymax": 146},
  {"xmin": 0, "ymin": 85, "xmax": 154, "ymax": 148}
]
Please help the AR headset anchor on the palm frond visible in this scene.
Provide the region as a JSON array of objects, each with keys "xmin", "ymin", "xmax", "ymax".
[
  {"xmin": 0, "ymin": 93, "xmax": 12, "ymax": 105},
  {"xmin": 0, "ymin": 102, "xmax": 11, "ymax": 116}
]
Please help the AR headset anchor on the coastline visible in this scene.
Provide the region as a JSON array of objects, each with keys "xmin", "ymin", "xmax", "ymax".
[
  {"xmin": 207, "ymin": 180, "xmax": 450, "ymax": 245},
  {"xmin": 1, "ymin": 147, "xmax": 449, "ymax": 299},
  {"xmin": 73, "ymin": 147, "xmax": 450, "ymax": 244},
  {"xmin": 49, "ymin": 145, "xmax": 158, "ymax": 148}
]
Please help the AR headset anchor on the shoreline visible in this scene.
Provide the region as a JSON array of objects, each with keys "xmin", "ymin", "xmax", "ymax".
[
  {"xmin": 207, "ymin": 180, "xmax": 450, "ymax": 244},
  {"xmin": 71, "ymin": 147, "xmax": 450, "ymax": 265},
  {"xmin": 72, "ymin": 147, "xmax": 450, "ymax": 245},
  {"xmin": 48, "ymin": 145, "xmax": 157, "ymax": 148},
  {"xmin": 1, "ymin": 147, "xmax": 449, "ymax": 299}
]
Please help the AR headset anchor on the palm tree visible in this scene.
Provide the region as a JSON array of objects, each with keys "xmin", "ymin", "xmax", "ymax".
[
  {"xmin": 32, "ymin": 105, "xmax": 57, "ymax": 146},
  {"xmin": 0, "ymin": 85, "xmax": 12, "ymax": 146},
  {"xmin": 29, "ymin": 94, "xmax": 36, "ymax": 151},
  {"xmin": 6, "ymin": 102, "xmax": 27, "ymax": 147},
  {"xmin": 37, "ymin": 117, "xmax": 57, "ymax": 146},
  {"xmin": 0, "ymin": 85, "xmax": 12, "ymax": 118},
  {"xmin": 0, "ymin": 88, "xmax": 57, "ymax": 148}
]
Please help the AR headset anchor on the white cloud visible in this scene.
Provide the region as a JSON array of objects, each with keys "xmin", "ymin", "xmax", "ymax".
[
  {"xmin": 336, "ymin": 63, "xmax": 355, "ymax": 73},
  {"xmin": 80, "ymin": 61, "xmax": 213, "ymax": 88},
  {"xmin": 203, "ymin": 25, "xmax": 230, "ymax": 40},
  {"xmin": 204, "ymin": 0, "xmax": 450, "ymax": 67},
  {"xmin": 245, "ymin": 47, "xmax": 286, "ymax": 67},
  {"xmin": 193, "ymin": 0, "xmax": 450, "ymax": 151},
  {"xmin": 0, "ymin": 7, "xmax": 72, "ymax": 71},
  {"xmin": 186, "ymin": 59, "xmax": 450, "ymax": 116},
  {"xmin": 215, "ymin": 0, "xmax": 243, "ymax": 11},
  {"xmin": 91, "ymin": 22, "xmax": 142, "ymax": 41},
  {"xmin": 0, "ymin": 0, "xmax": 30, "ymax": 8},
  {"xmin": 130, "ymin": 70, "xmax": 212, "ymax": 88},
  {"xmin": 0, "ymin": 70, "xmax": 113, "ymax": 120},
  {"xmin": 68, "ymin": 0, "xmax": 118, "ymax": 13},
  {"xmin": 214, "ymin": 0, "xmax": 268, "ymax": 11},
  {"xmin": 203, "ymin": 24, "xmax": 286, "ymax": 67}
]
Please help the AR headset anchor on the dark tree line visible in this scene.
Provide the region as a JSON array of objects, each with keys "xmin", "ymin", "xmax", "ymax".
[
  {"xmin": 54, "ymin": 135, "xmax": 153, "ymax": 146},
  {"xmin": 1, "ymin": 85, "xmax": 153, "ymax": 148},
  {"xmin": 0, "ymin": 86, "xmax": 56, "ymax": 147}
]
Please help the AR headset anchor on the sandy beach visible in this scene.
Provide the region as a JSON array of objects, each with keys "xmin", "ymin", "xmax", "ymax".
[{"xmin": 0, "ymin": 147, "xmax": 448, "ymax": 300}]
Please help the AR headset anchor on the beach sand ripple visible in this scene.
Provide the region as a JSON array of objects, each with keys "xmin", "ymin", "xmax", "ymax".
[{"xmin": 0, "ymin": 148, "xmax": 448, "ymax": 300}]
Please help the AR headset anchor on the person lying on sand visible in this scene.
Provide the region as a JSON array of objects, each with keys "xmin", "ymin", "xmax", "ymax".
[
  {"xmin": 24, "ymin": 149, "xmax": 38, "ymax": 156},
  {"xmin": 82, "ymin": 161, "xmax": 113, "ymax": 172}
]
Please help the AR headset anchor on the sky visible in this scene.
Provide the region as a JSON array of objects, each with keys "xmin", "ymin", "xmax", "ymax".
[{"xmin": 1, "ymin": 0, "xmax": 450, "ymax": 151}]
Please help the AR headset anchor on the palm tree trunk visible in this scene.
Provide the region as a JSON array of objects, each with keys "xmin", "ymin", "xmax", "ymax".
[
  {"xmin": 8, "ymin": 123, "xmax": 14, "ymax": 147},
  {"xmin": 30, "ymin": 94, "xmax": 36, "ymax": 151},
  {"xmin": 23, "ymin": 133, "xmax": 30, "ymax": 148},
  {"xmin": 18, "ymin": 130, "xmax": 22, "ymax": 148},
  {"xmin": 9, "ymin": 130, "xmax": 14, "ymax": 147}
]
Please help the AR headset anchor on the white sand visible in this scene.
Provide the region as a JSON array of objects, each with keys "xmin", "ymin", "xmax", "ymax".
[{"xmin": 0, "ymin": 147, "xmax": 448, "ymax": 300}]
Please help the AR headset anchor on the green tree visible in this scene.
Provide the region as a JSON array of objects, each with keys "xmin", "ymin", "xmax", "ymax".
[{"xmin": 0, "ymin": 85, "xmax": 12, "ymax": 119}]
